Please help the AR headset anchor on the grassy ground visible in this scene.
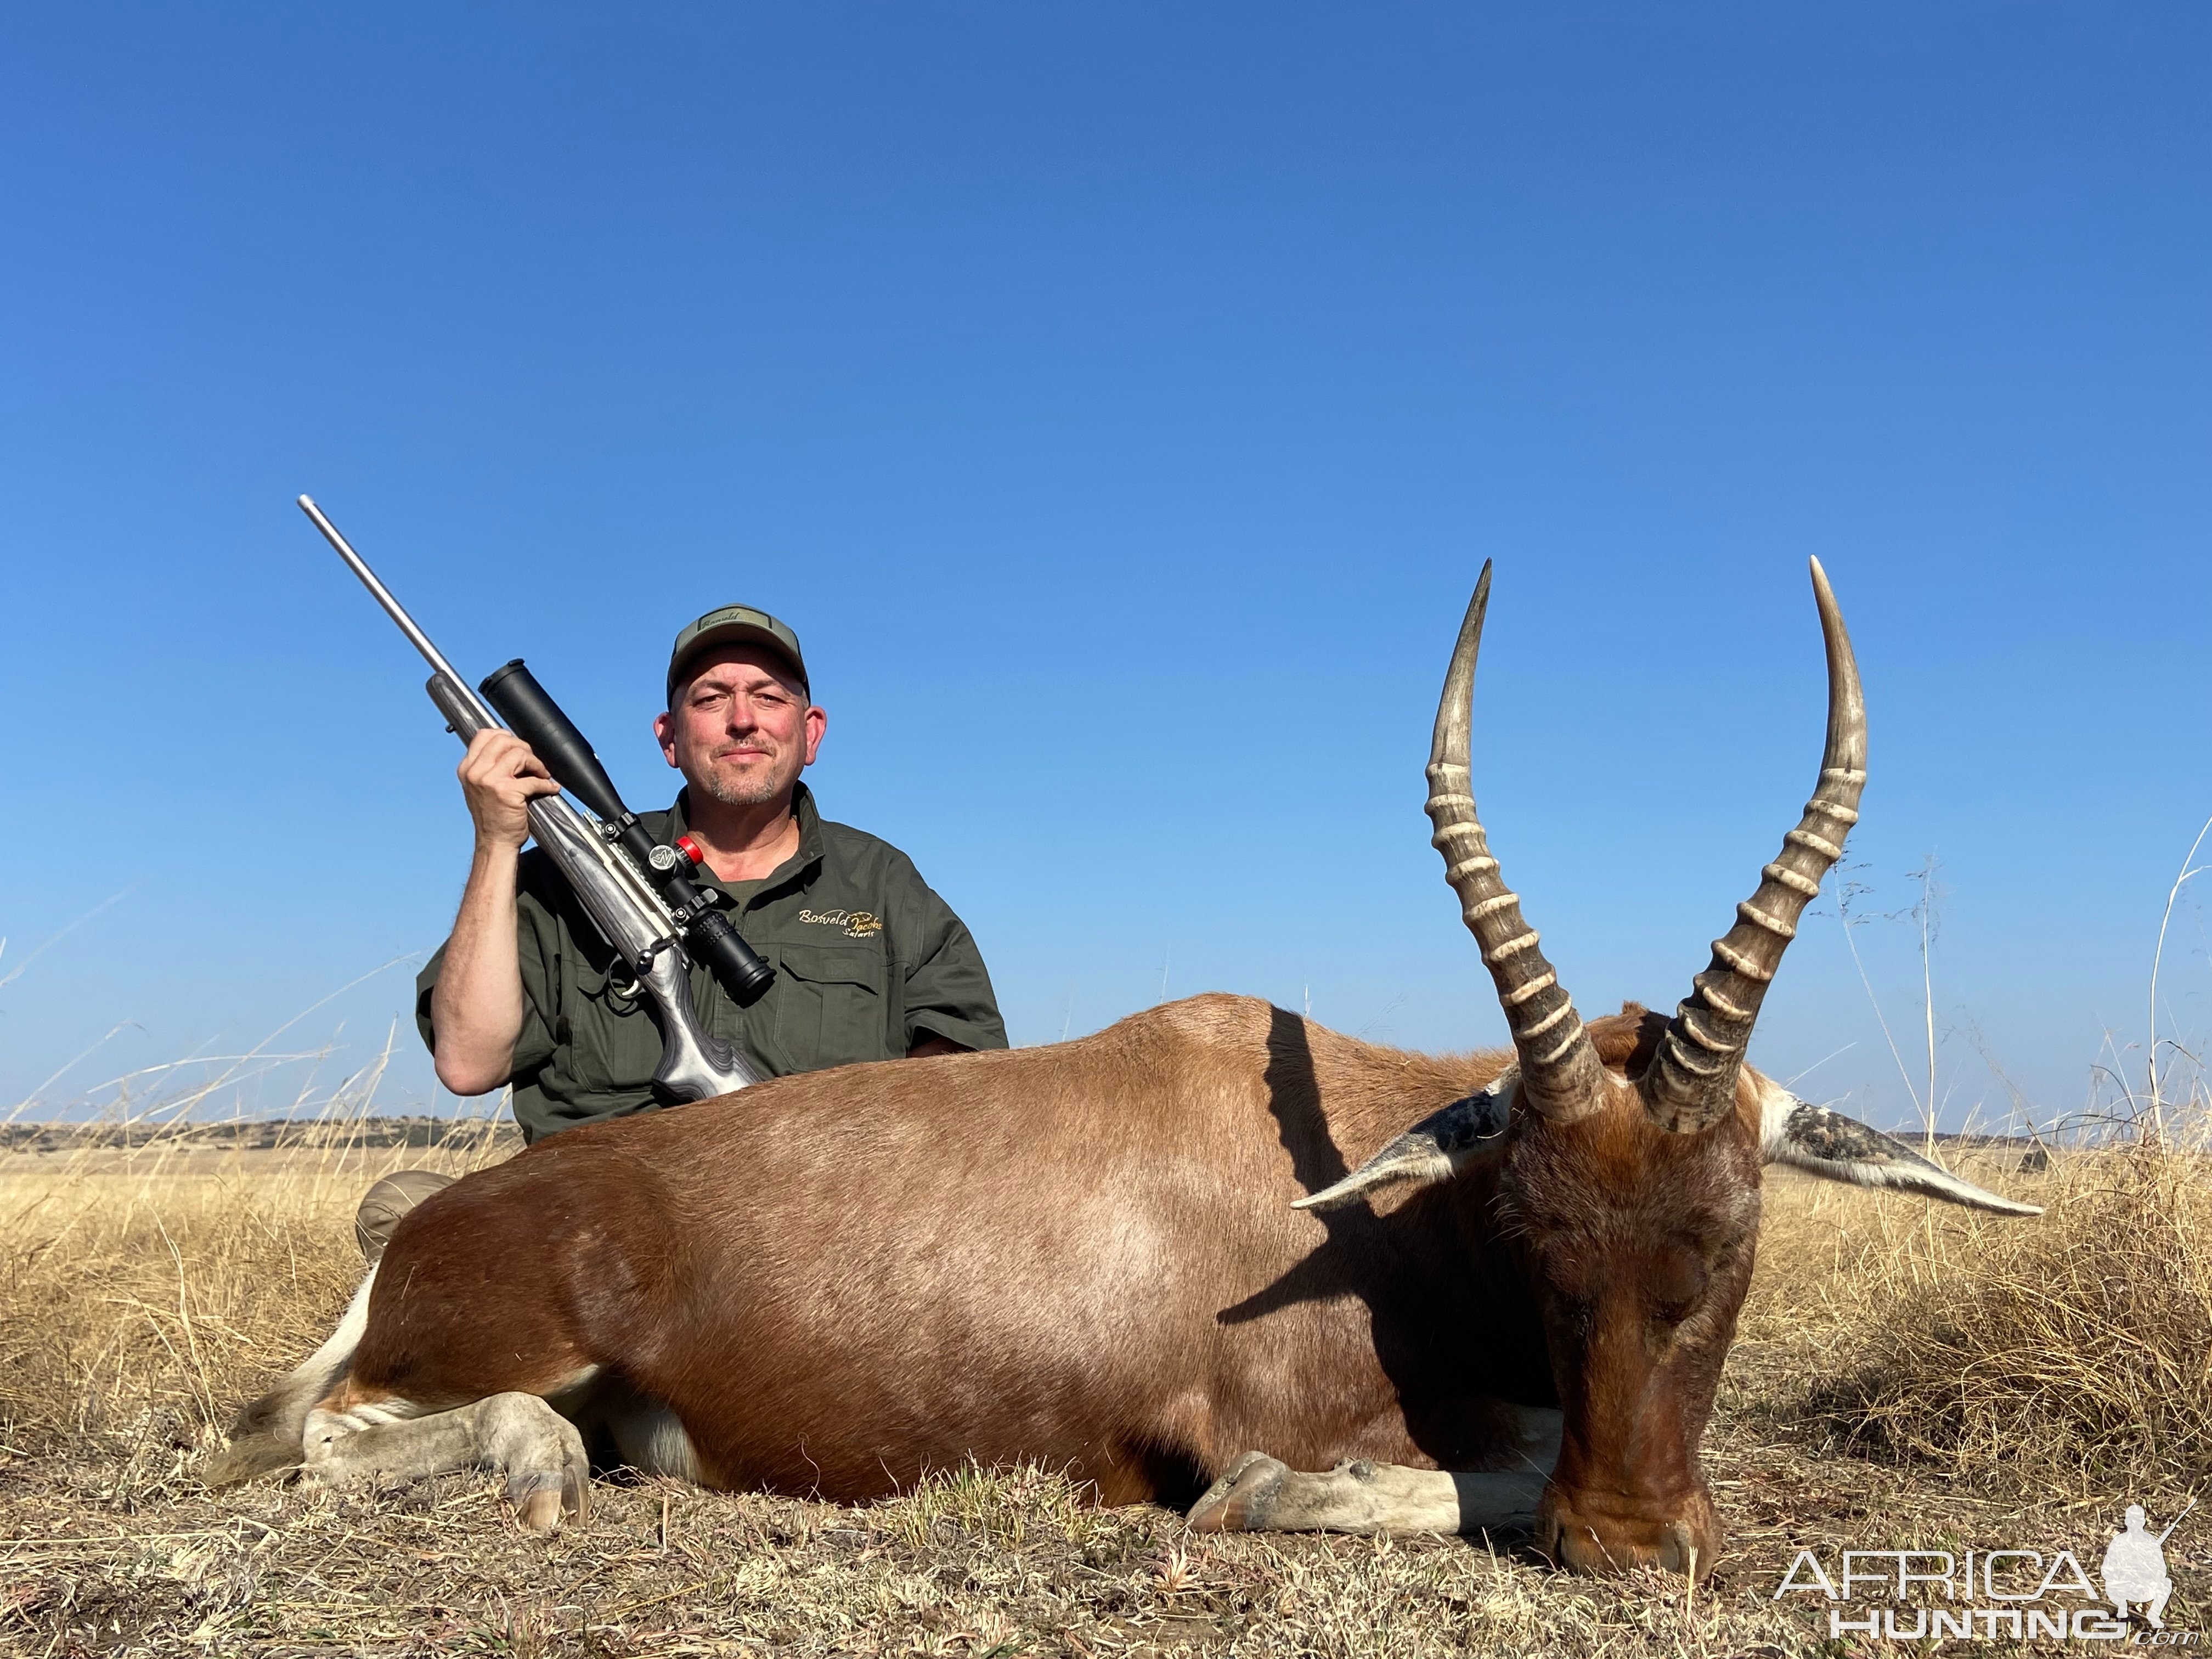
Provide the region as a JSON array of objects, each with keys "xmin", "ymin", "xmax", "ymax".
[{"xmin": 3, "ymin": 1121, "xmax": 2203, "ymax": 1656}]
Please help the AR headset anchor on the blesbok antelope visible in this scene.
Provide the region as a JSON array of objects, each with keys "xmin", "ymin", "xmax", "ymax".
[{"xmin": 210, "ymin": 560, "xmax": 2038, "ymax": 1576}]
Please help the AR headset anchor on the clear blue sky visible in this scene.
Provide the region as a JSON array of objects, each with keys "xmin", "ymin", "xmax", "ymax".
[{"xmin": 2, "ymin": 3, "xmax": 2205, "ymax": 1133}]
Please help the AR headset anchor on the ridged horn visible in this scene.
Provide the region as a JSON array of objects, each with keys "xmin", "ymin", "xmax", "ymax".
[
  {"xmin": 1426, "ymin": 563, "xmax": 1610, "ymax": 1122},
  {"xmin": 1643, "ymin": 557, "xmax": 1867, "ymax": 1133}
]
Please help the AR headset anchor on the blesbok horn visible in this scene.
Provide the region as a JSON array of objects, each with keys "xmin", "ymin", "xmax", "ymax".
[
  {"xmin": 1642, "ymin": 558, "xmax": 1867, "ymax": 1133},
  {"xmin": 1426, "ymin": 564, "xmax": 1610, "ymax": 1122}
]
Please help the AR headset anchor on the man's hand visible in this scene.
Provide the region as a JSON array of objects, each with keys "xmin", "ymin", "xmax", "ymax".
[
  {"xmin": 458, "ymin": 729, "xmax": 562, "ymax": 849},
  {"xmin": 431, "ymin": 731, "xmax": 557, "ymax": 1096}
]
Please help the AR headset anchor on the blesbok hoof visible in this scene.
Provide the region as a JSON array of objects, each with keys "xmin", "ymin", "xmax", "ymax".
[
  {"xmin": 1187, "ymin": 1452, "xmax": 1290, "ymax": 1532},
  {"xmin": 481, "ymin": 1394, "xmax": 592, "ymax": 1534},
  {"xmin": 507, "ymin": 1465, "xmax": 590, "ymax": 1533}
]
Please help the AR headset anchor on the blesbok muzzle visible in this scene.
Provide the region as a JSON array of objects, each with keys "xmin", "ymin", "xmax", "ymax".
[{"xmin": 1538, "ymin": 1482, "xmax": 1723, "ymax": 1578}]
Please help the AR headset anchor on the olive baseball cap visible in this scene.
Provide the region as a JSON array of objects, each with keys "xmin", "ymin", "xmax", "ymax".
[{"xmin": 667, "ymin": 605, "xmax": 809, "ymax": 702}]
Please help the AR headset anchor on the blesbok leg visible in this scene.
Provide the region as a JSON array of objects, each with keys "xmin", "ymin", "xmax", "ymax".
[
  {"xmin": 1188, "ymin": 1407, "xmax": 1561, "ymax": 1537},
  {"xmin": 300, "ymin": 1391, "xmax": 592, "ymax": 1532}
]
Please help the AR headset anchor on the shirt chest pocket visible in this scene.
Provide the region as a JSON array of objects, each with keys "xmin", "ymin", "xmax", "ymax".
[
  {"xmin": 562, "ymin": 956, "xmax": 667, "ymax": 1092},
  {"xmin": 774, "ymin": 941, "xmax": 890, "ymax": 1071}
]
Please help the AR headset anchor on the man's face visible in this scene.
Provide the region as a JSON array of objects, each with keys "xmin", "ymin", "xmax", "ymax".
[{"xmin": 653, "ymin": 645, "xmax": 825, "ymax": 810}]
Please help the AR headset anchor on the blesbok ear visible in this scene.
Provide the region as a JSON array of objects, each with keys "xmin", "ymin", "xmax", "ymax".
[
  {"xmin": 1758, "ymin": 1088, "xmax": 2044, "ymax": 1217},
  {"xmin": 1294, "ymin": 1071, "xmax": 1517, "ymax": 1214}
]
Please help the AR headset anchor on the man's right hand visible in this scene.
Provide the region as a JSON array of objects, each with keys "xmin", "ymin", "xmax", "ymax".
[
  {"xmin": 432, "ymin": 732, "xmax": 554, "ymax": 1095},
  {"xmin": 458, "ymin": 729, "xmax": 563, "ymax": 850}
]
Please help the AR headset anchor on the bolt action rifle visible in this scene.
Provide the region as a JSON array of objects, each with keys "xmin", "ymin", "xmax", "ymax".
[{"xmin": 298, "ymin": 494, "xmax": 772, "ymax": 1103}]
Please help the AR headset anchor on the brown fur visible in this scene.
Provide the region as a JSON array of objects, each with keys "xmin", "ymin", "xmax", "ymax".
[{"xmin": 255, "ymin": 991, "xmax": 1768, "ymax": 1573}]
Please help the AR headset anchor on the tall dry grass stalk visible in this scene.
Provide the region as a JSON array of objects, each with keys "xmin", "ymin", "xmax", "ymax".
[
  {"xmin": 0, "ymin": 1064, "xmax": 513, "ymax": 1479},
  {"xmin": 1743, "ymin": 1137, "xmax": 2212, "ymax": 1500}
]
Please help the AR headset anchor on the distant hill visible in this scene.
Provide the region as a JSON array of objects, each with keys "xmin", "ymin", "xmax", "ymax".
[{"xmin": 0, "ymin": 1115, "xmax": 522, "ymax": 1154}]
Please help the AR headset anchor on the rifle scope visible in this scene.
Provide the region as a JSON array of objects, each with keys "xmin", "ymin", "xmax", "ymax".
[{"xmin": 478, "ymin": 659, "xmax": 776, "ymax": 1002}]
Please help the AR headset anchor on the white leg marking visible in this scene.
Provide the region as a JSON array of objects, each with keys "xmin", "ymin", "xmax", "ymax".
[
  {"xmin": 300, "ymin": 1391, "xmax": 592, "ymax": 1532},
  {"xmin": 1189, "ymin": 1407, "xmax": 1563, "ymax": 1537}
]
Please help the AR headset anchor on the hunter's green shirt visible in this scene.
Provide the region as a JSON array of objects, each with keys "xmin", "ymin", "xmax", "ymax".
[{"xmin": 415, "ymin": 783, "xmax": 1007, "ymax": 1142}]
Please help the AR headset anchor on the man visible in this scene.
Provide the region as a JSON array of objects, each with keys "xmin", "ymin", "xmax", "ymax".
[
  {"xmin": 2101, "ymin": 1504, "xmax": 2176, "ymax": 1630},
  {"xmin": 356, "ymin": 603, "xmax": 1007, "ymax": 1257}
]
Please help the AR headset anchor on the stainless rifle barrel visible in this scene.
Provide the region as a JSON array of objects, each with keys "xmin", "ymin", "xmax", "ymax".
[{"xmin": 296, "ymin": 495, "xmax": 499, "ymax": 730}]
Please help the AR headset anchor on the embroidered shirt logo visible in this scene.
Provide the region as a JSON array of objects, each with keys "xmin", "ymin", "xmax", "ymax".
[{"xmin": 799, "ymin": 908, "xmax": 883, "ymax": 939}]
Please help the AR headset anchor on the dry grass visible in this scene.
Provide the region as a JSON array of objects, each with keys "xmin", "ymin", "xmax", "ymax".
[
  {"xmin": 3, "ymin": 1113, "xmax": 2205, "ymax": 1656},
  {"xmin": 0, "ymin": 1112, "xmax": 509, "ymax": 1456},
  {"xmin": 1743, "ymin": 1146, "xmax": 2212, "ymax": 1500}
]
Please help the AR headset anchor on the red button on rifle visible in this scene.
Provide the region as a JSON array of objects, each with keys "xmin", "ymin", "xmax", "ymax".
[{"xmin": 674, "ymin": 834, "xmax": 705, "ymax": 870}]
